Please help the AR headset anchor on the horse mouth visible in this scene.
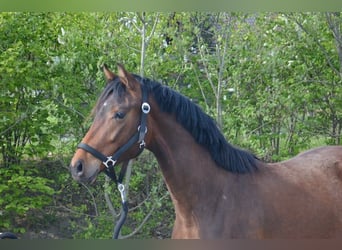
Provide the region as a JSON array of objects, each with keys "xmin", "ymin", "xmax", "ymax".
[
  {"xmin": 87, "ymin": 170, "xmax": 100, "ymax": 184},
  {"xmin": 72, "ymin": 168, "xmax": 100, "ymax": 184}
]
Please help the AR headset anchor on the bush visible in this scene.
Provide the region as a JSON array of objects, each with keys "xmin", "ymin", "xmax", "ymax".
[{"xmin": 0, "ymin": 163, "xmax": 55, "ymax": 233}]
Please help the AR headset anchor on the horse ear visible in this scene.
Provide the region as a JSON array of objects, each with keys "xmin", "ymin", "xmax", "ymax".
[
  {"xmin": 103, "ymin": 64, "xmax": 116, "ymax": 81},
  {"xmin": 117, "ymin": 63, "xmax": 136, "ymax": 90}
]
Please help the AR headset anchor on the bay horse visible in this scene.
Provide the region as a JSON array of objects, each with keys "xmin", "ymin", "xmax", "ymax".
[{"xmin": 70, "ymin": 64, "xmax": 342, "ymax": 238}]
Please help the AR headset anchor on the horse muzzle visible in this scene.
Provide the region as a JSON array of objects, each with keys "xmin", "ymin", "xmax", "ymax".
[{"xmin": 70, "ymin": 159, "xmax": 100, "ymax": 184}]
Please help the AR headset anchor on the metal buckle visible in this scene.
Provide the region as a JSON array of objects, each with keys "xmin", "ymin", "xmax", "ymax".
[
  {"xmin": 103, "ymin": 156, "xmax": 117, "ymax": 169},
  {"xmin": 139, "ymin": 140, "xmax": 146, "ymax": 149},
  {"xmin": 137, "ymin": 125, "xmax": 148, "ymax": 134},
  {"xmin": 118, "ymin": 183, "xmax": 126, "ymax": 202},
  {"xmin": 141, "ymin": 102, "xmax": 150, "ymax": 114}
]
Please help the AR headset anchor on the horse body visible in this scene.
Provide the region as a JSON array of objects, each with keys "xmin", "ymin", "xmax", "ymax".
[
  {"xmin": 147, "ymin": 104, "xmax": 342, "ymax": 238},
  {"xmin": 70, "ymin": 64, "xmax": 342, "ymax": 238},
  {"xmin": 257, "ymin": 146, "xmax": 342, "ymax": 238}
]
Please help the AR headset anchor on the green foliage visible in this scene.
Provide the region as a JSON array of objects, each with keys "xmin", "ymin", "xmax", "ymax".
[{"xmin": 0, "ymin": 164, "xmax": 55, "ymax": 233}]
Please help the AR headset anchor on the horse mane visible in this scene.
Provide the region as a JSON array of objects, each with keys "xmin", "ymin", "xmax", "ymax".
[
  {"xmin": 94, "ymin": 74, "xmax": 259, "ymax": 174},
  {"xmin": 137, "ymin": 76, "xmax": 259, "ymax": 174}
]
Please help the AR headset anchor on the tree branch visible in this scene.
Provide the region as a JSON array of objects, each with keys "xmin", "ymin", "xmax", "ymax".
[
  {"xmin": 119, "ymin": 206, "xmax": 155, "ymax": 239},
  {"xmin": 119, "ymin": 192, "xmax": 169, "ymax": 239},
  {"xmin": 325, "ymin": 12, "xmax": 342, "ymax": 78},
  {"xmin": 146, "ymin": 13, "xmax": 160, "ymax": 48},
  {"xmin": 104, "ymin": 176, "xmax": 118, "ymax": 218},
  {"xmin": 197, "ymin": 34, "xmax": 217, "ymax": 99},
  {"xmin": 290, "ymin": 14, "xmax": 340, "ymax": 77},
  {"xmin": 192, "ymin": 62, "xmax": 210, "ymax": 111}
]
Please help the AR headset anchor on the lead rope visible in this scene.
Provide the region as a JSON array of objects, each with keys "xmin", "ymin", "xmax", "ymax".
[
  {"xmin": 112, "ymin": 161, "xmax": 129, "ymax": 239},
  {"xmin": 113, "ymin": 183, "xmax": 128, "ymax": 239}
]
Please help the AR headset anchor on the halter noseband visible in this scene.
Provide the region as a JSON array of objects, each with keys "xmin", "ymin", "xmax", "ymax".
[{"xmin": 77, "ymin": 81, "xmax": 150, "ymax": 185}]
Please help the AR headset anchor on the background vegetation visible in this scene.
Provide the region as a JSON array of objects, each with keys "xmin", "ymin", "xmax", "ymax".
[{"xmin": 1, "ymin": 12, "xmax": 341, "ymax": 239}]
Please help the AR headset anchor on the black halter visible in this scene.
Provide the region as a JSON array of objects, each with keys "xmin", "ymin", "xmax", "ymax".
[
  {"xmin": 77, "ymin": 81, "xmax": 150, "ymax": 184},
  {"xmin": 77, "ymin": 80, "xmax": 150, "ymax": 239}
]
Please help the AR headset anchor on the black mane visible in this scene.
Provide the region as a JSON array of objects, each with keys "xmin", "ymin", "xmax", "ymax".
[
  {"xmin": 138, "ymin": 76, "xmax": 259, "ymax": 174},
  {"xmin": 95, "ymin": 75, "xmax": 258, "ymax": 174}
]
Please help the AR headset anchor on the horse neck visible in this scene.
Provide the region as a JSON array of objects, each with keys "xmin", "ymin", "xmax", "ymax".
[{"xmin": 146, "ymin": 103, "xmax": 229, "ymax": 214}]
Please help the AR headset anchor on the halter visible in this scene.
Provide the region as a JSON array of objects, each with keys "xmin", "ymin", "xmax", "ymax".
[
  {"xmin": 77, "ymin": 81, "xmax": 150, "ymax": 184},
  {"xmin": 77, "ymin": 80, "xmax": 150, "ymax": 239}
]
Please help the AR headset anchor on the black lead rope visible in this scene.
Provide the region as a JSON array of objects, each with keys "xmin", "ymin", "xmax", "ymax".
[
  {"xmin": 77, "ymin": 82, "xmax": 150, "ymax": 239},
  {"xmin": 113, "ymin": 200, "xmax": 128, "ymax": 239},
  {"xmin": 113, "ymin": 188, "xmax": 128, "ymax": 237},
  {"xmin": 112, "ymin": 161, "xmax": 129, "ymax": 239}
]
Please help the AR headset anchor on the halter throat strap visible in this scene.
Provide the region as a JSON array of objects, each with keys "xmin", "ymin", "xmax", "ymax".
[{"xmin": 77, "ymin": 82, "xmax": 150, "ymax": 184}]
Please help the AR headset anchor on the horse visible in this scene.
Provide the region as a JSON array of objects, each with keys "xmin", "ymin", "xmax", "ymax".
[{"xmin": 70, "ymin": 64, "xmax": 342, "ymax": 239}]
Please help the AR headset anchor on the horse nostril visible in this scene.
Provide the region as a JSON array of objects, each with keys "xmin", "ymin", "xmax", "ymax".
[{"xmin": 75, "ymin": 160, "xmax": 84, "ymax": 177}]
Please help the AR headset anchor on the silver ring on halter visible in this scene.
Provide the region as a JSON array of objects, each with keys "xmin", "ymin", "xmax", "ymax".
[{"xmin": 141, "ymin": 102, "xmax": 151, "ymax": 114}]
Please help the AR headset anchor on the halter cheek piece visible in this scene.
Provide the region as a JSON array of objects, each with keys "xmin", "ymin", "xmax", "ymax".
[{"xmin": 76, "ymin": 82, "xmax": 150, "ymax": 239}]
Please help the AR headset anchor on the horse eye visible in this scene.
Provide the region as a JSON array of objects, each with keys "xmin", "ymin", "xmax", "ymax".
[{"xmin": 114, "ymin": 112, "xmax": 125, "ymax": 120}]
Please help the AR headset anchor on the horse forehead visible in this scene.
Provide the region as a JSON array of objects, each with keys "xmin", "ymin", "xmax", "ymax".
[
  {"xmin": 122, "ymin": 89, "xmax": 143, "ymax": 105},
  {"xmin": 102, "ymin": 93, "xmax": 140, "ymax": 109}
]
